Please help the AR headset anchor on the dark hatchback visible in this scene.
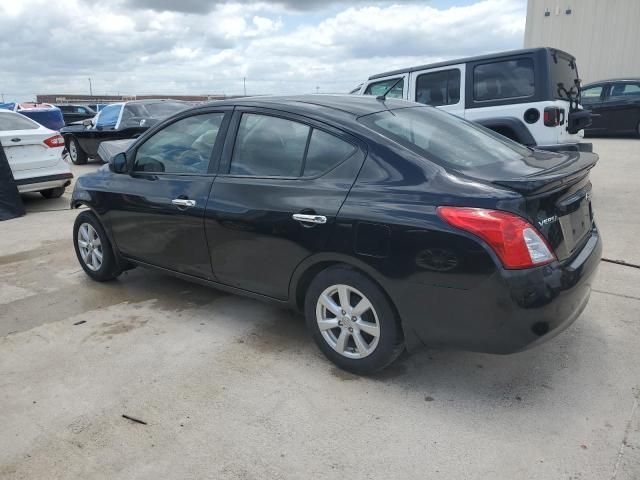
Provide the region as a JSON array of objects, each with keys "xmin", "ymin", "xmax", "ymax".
[
  {"xmin": 581, "ymin": 78, "xmax": 640, "ymax": 137},
  {"xmin": 71, "ymin": 95, "xmax": 602, "ymax": 374}
]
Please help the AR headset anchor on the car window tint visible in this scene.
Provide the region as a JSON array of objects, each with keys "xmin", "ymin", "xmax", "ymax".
[
  {"xmin": 133, "ymin": 113, "xmax": 224, "ymax": 174},
  {"xmin": 581, "ymin": 85, "xmax": 603, "ymax": 103},
  {"xmin": 610, "ymin": 83, "xmax": 640, "ymax": 99},
  {"xmin": 0, "ymin": 112, "xmax": 39, "ymax": 130},
  {"xmin": 473, "ymin": 59, "xmax": 534, "ymax": 101},
  {"xmin": 363, "ymin": 78, "xmax": 404, "ymax": 99},
  {"xmin": 359, "ymin": 106, "xmax": 532, "ymax": 171},
  {"xmin": 96, "ymin": 104, "xmax": 122, "ymax": 129},
  {"xmin": 303, "ymin": 129, "xmax": 356, "ymax": 177},
  {"xmin": 230, "ymin": 114, "xmax": 310, "ymax": 177},
  {"xmin": 416, "ymin": 69, "xmax": 461, "ymax": 106}
]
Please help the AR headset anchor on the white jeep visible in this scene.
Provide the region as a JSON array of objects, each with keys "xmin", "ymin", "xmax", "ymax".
[{"xmin": 356, "ymin": 48, "xmax": 592, "ymax": 152}]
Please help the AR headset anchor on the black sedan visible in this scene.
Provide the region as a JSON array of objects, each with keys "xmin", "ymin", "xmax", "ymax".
[
  {"xmin": 70, "ymin": 95, "xmax": 602, "ymax": 374},
  {"xmin": 55, "ymin": 104, "xmax": 96, "ymax": 126},
  {"xmin": 61, "ymin": 99, "xmax": 188, "ymax": 165},
  {"xmin": 581, "ymin": 78, "xmax": 640, "ymax": 137}
]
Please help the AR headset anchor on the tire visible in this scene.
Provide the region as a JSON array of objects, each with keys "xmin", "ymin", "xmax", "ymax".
[
  {"xmin": 304, "ymin": 265, "xmax": 404, "ymax": 374},
  {"xmin": 68, "ymin": 136, "xmax": 87, "ymax": 165},
  {"xmin": 40, "ymin": 187, "xmax": 65, "ymax": 199},
  {"xmin": 73, "ymin": 211, "xmax": 120, "ymax": 282}
]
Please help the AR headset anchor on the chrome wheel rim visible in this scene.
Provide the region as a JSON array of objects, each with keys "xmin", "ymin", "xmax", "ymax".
[
  {"xmin": 77, "ymin": 223, "xmax": 103, "ymax": 271},
  {"xmin": 316, "ymin": 284, "xmax": 380, "ymax": 359},
  {"xmin": 69, "ymin": 141, "xmax": 77, "ymax": 161}
]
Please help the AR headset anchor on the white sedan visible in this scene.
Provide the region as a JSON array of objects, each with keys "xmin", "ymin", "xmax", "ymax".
[{"xmin": 0, "ymin": 109, "xmax": 72, "ymax": 198}]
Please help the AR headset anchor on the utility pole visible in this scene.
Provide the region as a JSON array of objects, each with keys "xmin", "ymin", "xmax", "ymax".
[
  {"xmin": 88, "ymin": 78, "xmax": 93, "ymax": 97},
  {"xmin": 315, "ymin": 86, "xmax": 320, "ymax": 94},
  {"xmin": 1, "ymin": 93, "xmax": 4, "ymax": 103},
  {"xmin": 243, "ymin": 77, "xmax": 246, "ymax": 96}
]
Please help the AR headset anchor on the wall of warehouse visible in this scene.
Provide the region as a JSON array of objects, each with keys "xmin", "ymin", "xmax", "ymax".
[{"xmin": 524, "ymin": 0, "xmax": 640, "ymax": 83}]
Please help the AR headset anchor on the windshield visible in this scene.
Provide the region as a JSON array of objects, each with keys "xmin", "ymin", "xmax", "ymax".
[
  {"xmin": 550, "ymin": 52, "xmax": 580, "ymax": 101},
  {"xmin": 126, "ymin": 101, "xmax": 188, "ymax": 119},
  {"xmin": 359, "ymin": 106, "xmax": 532, "ymax": 171}
]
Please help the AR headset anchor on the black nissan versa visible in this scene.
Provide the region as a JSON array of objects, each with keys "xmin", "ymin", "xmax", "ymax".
[{"xmin": 71, "ymin": 95, "xmax": 602, "ymax": 374}]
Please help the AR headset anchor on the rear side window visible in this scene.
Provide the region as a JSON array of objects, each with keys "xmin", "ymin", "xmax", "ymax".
[
  {"xmin": 609, "ymin": 83, "xmax": 640, "ymax": 99},
  {"xmin": 415, "ymin": 69, "xmax": 460, "ymax": 106},
  {"xmin": 364, "ymin": 78, "xmax": 404, "ymax": 99},
  {"xmin": 0, "ymin": 112, "xmax": 39, "ymax": 131},
  {"xmin": 473, "ymin": 59, "xmax": 534, "ymax": 101},
  {"xmin": 303, "ymin": 129, "xmax": 356, "ymax": 177},
  {"xmin": 231, "ymin": 114, "xmax": 310, "ymax": 177}
]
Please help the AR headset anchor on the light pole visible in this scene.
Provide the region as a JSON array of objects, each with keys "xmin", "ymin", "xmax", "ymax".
[{"xmin": 88, "ymin": 78, "xmax": 93, "ymax": 97}]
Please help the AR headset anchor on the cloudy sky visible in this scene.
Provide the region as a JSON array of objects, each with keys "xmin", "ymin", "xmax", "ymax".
[{"xmin": 0, "ymin": 0, "xmax": 526, "ymax": 102}]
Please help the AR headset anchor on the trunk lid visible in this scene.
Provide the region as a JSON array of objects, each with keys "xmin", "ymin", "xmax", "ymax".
[
  {"xmin": 0, "ymin": 129, "xmax": 61, "ymax": 172},
  {"xmin": 491, "ymin": 149, "xmax": 597, "ymax": 261}
]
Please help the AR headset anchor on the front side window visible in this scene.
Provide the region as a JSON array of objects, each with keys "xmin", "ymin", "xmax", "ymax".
[
  {"xmin": 0, "ymin": 112, "xmax": 39, "ymax": 131},
  {"xmin": 416, "ymin": 69, "xmax": 461, "ymax": 106},
  {"xmin": 609, "ymin": 83, "xmax": 640, "ymax": 99},
  {"xmin": 581, "ymin": 85, "xmax": 604, "ymax": 104},
  {"xmin": 230, "ymin": 114, "xmax": 310, "ymax": 177},
  {"xmin": 133, "ymin": 113, "xmax": 224, "ymax": 174},
  {"xmin": 96, "ymin": 104, "xmax": 122, "ymax": 129},
  {"xmin": 473, "ymin": 59, "xmax": 535, "ymax": 101},
  {"xmin": 364, "ymin": 78, "xmax": 404, "ymax": 99}
]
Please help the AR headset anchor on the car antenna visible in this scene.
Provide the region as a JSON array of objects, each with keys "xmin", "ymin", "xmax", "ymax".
[{"xmin": 376, "ymin": 78, "xmax": 403, "ymax": 101}]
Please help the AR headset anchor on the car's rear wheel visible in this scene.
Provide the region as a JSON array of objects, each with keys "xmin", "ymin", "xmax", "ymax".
[
  {"xmin": 40, "ymin": 187, "xmax": 65, "ymax": 199},
  {"xmin": 68, "ymin": 136, "xmax": 87, "ymax": 165},
  {"xmin": 73, "ymin": 211, "xmax": 120, "ymax": 282},
  {"xmin": 305, "ymin": 266, "xmax": 404, "ymax": 374}
]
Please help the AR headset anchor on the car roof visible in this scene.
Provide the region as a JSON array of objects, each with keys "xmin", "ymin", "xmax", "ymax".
[
  {"xmin": 123, "ymin": 99, "xmax": 188, "ymax": 106},
  {"xmin": 367, "ymin": 47, "xmax": 573, "ymax": 81},
  {"xmin": 583, "ymin": 78, "xmax": 640, "ymax": 87},
  {"xmin": 194, "ymin": 94, "xmax": 415, "ymax": 119}
]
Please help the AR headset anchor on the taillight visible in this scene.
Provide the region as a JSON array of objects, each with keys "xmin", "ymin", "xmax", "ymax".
[
  {"xmin": 44, "ymin": 134, "xmax": 65, "ymax": 148},
  {"xmin": 543, "ymin": 107, "xmax": 563, "ymax": 127},
  {"xmin": 437, "ymin": 207, "xmax": 556, "ymax": 269}
]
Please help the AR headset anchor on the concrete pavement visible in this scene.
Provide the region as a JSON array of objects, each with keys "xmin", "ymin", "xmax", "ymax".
[{"xmin": 1, "ymin": 140, "xmax": 638, "ymax": 479}]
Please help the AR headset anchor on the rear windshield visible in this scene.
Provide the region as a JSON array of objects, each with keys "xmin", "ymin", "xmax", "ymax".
[
  {"xmin": 0, "ymin": 112, "xmax": 39, "ymax": 131},
  {"xmin": 358, "ymin": 106, "xmax": 531, "ymax": 170},
  {"xmin": 550, "ymin": 52, "xmax": 579, "ymax": 101}
]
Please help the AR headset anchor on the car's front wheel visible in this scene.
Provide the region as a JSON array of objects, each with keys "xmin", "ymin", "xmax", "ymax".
[
  {"xmin": 73, "ymin": 211, "xmax": 120, "ymax": 282},
  {"xmin": 305, "ymin": 266, "xmax": 404, "ymax": 374},
  {"xmin": 40, "ymin": 187, "xmax": 65, "ymax": 199},
  {"xmin": 67, "ymin": 136, "xmax": 88, "ymax": 165}
]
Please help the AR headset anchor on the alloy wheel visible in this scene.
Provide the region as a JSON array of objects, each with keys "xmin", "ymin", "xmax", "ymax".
[
  {"xmin": 315, "ymin": 284, "xmax": 380, "ymax": 359},
  {"xmin": 69, "ymin": 140, "xmax": 77, "ymax": 162},
  {"xmin": 77, "ymin": 223, "xmax": 103, "ymax": 271}
]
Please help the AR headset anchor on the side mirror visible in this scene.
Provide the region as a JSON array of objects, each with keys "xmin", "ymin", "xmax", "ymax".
[
  {"xmin": 109, "ymin": 152, "xmax": 127, "ymax": 174},
  {"xmin": 82, "ymin": 119, "xmax": 93, "ymax": 127}
]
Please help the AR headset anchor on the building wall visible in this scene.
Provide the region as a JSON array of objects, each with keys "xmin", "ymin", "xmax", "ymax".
[{"xmin": 524, "ymin": 0, "xmax": 640, "ymax": 83}]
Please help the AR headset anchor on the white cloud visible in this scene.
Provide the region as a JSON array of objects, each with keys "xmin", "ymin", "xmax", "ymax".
[{"xmin": 0, "ymin": 0, "xmax": 526, "ymax": 101}]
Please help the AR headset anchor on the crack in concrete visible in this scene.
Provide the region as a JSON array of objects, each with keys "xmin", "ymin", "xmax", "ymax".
[
  {"xmin": 602, "ymin": 258, "xmax": 640, "ymax": 270},
  {"xmin": 592, "ymin": 289, "xmax": 640, "ymax": 302},
  {"xmin": 610, "ymin": 393, "xmax": 639, "ymax": 480}
]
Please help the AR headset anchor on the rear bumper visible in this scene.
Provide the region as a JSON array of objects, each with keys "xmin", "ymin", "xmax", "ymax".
[
  {"xmin": 537, "ymin": 142, "xmax": 593, "ymax": 153},
  {"xmin": 16, "ymin": 172, "xmax": 73, "ymax": 193},
  {"xmin": 398, "ymin": 227, "xmax": 602, "ymax": 354}
]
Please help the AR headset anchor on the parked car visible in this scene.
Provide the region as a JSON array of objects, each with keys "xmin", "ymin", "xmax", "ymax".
[
  {"xmin": 0, "ymin": 109, "xmax": 72, "ymax": 198},
  {"xmin": 0, "ymin": 102, "xmax": 65, "ymax": 131},
  {"xmin": 355, "ymin": 48, "xmax": 593, "ymax": 152},
  {"xmin": 71, "ymin": 95, "xmax": 601, "ymax": 374},
  {"xmin": 61, "ymin": 99, "xmax": 189, "ymax": 164},
  {"xmin": 581, "ymin": 78, "xmax": 640, "ymax": 137},
  {"xmin": 55, "ymin": 104, "xmax": 96, "ymax": 125}
]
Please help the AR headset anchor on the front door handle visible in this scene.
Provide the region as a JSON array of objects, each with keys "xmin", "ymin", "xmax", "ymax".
[
  {"xmin": 172, "ymin": 198, "xmax": 196, "ymax": 208},
  {"xmin": 292, "ymin": 213, "xmax": 327, "ymax": 224}
]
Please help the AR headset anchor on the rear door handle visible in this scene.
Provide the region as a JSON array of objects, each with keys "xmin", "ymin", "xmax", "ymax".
[
  {"xmin": 172, "ymin": 198, "xmax": 196, "ymax": 208},
  {"xmin": 292, "ymin": 213, "xmax": 327, "ymax": 224}
]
